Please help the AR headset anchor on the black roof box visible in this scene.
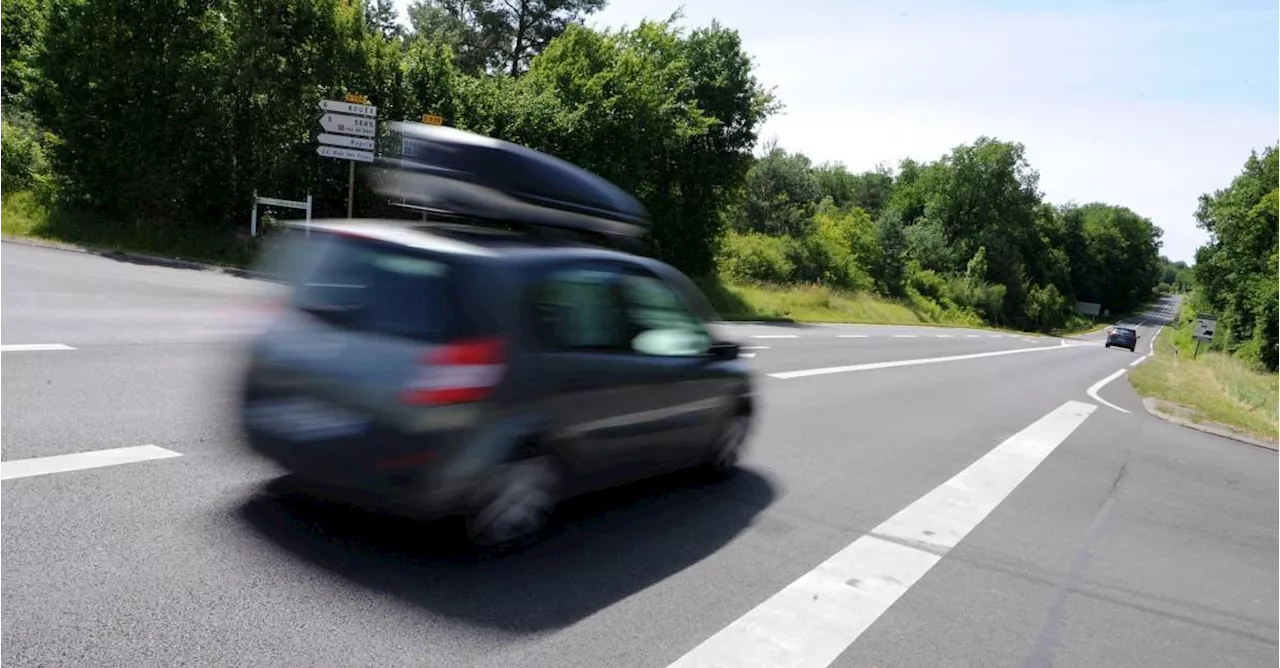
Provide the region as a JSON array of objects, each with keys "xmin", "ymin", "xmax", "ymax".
[{"xmin": 369, "ymin": 122, "xmax": 650, "ymax": 242}]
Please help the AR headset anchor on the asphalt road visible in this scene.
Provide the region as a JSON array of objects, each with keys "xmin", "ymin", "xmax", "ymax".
[{"xmin": 2, "ymin": 240, "xmax": 1276, "ymax": 668}]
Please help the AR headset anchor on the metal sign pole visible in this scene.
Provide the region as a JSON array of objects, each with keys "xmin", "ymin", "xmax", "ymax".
[
  {"xmin": 347, "ymin": 162, "xmax": 355, "ymax": 219},
  {"xmin": 306, "ymin": 194, "xmax": 313, "ymax": 236},
  {"xmin": 250, "ymin": 190, "xmax": 259, "ymax": 237}
]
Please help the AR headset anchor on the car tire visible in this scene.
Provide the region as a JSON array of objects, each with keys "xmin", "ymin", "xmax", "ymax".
[
  {"xmin": 706, "ymin": 410, "xmax": 751, "ymax": 477},
  {"xmin": 465, "ymin": 455, "xmax": 561, "ymax": 548}
]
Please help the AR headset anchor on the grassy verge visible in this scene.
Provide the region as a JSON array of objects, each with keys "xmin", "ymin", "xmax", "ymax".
[
  {"xmin": 1129, "ymin": 301, "xmax": 1278, "ymax": 443},
  {"xmin": 2, "ymin": 191, "xmax": 257, "ymax": 267},
  {"xmin": 696, "ymin": 278, "xmax": 1002, "ymax": 328}
]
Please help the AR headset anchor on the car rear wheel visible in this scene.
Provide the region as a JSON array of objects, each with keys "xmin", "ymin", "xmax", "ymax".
[{"xmin": 466, "ymin": 456, "xmax": 561, "ymax": 547}]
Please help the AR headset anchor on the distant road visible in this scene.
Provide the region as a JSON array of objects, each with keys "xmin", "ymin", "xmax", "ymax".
[{"xmin": 3, "ymin": 241, "xmax": 1275, "ymax": 668}]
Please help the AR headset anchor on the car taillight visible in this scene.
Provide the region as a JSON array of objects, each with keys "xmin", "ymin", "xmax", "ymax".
[{"xmin": 400, "ymin": 337, "xmax": 507, "ymax": 405}]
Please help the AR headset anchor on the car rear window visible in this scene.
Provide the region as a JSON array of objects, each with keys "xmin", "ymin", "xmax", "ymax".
[{"xmin": 264, "ymin": 229, "xmax": 464, "ymax": 343}]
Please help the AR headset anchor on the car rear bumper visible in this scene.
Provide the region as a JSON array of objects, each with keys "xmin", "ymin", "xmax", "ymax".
[{"xmin": 239, "ymin": 396, "xmax": 503, "ymax": 520}]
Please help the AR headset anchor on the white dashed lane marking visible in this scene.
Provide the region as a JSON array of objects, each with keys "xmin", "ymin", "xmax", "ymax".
[
  {"xmin": 1, "ymin": 343, "xmax": 76, "ymax": 352},
  {"xmin": 1, "ymin": 445, "xmax": 182, "ymax": 481}
]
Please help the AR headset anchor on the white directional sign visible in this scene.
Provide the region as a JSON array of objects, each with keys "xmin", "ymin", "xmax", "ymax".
[
  {"xmin": 319, "ymin": 113, "xmax": 376, "ymax": 138},
  {"xmin": 256, "ymin": 196, "xmax": 309, "ymax": 210},
  {"xmin": 317, "ymin": 133, "xmax": 376, "ymax": 151},
  {"xmin": 318, "ymin": 99, "xmax": 378, "ymax": 118},
  {"xmin": 317, "ymin": 145, "xmax": 375, "ymax": 163},
  {"xmin": 1193, "ymin": 313, "xmax": 1217, "ymax": 342}
]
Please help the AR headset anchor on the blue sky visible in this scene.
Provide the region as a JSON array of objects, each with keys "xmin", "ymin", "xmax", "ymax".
[{"xmin": 394, "ymin": 0, "xmax": 1278, "ymax": 262}]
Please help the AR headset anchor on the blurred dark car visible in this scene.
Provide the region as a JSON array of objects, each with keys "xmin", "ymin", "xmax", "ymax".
[
  {"xmin": 238, "ymin": 125, "xmax": 755, "ymax": 547},
  {"xmin": 1105, "ymin": 326, "xmax": 1138, "ymax": 351}
]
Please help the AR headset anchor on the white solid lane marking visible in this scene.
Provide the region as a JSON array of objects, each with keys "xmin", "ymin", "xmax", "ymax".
[
  {"xmin": 1147, "ymin": 325, "xmax": 1164, "ymax": 354},
  {"xmin": 1, "ymin": 343, "xmax": 75, "ymax": 352},
  {"xmin": 1129, "ymin": 355, "xmax": 1149, "ymax": 367},
  {"xmin": 667, "ymin": 401, "xmax": 1098, "ymax": 668},
  {"xmin": 892, "ymin": 334, "xmax": 918, "ymax": 338},
  {"xmin": 837, "ymin": 334, "xmax": 870, "ymax": 339},
  {"xmin": 1086, "ymin": 368, "xmax": 1130, "ymax": 414},
  {"xmin": 752, "ymin": 335, "xmax": 800, "ymax": 339},
  {"xmin": 1, "ymin": 445, "xmax": 182, "ymax": 481},
  {"xmin": 740, "ymin": 353, "xmax": 757, "ymax": 358},
  {"xmin": 741, "ymin": 346, "xmax": 771, "ymax": 350},
  {"xmin": 769, "ymin": 342, "xmax": 1073, "ymax": 380}
]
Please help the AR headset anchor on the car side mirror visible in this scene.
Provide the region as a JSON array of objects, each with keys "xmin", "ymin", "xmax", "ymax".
[{"xmin": 708, "ymin": 341, "xmax": 740, "ymax": 361}]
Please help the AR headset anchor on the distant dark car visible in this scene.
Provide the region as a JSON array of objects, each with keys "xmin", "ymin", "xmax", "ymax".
[
  {"xmin": 239, "ymin": 125, "xmax": 754, "ymax": 547},
  {"xmin": 1105, "ymin": 326, "xmax": 1138, "ymax": 351}
]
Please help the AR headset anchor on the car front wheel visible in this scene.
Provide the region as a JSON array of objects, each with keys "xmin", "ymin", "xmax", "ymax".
[{"xmin": 707, "ymin": 411, "xmax": 751, "ymax": 476}]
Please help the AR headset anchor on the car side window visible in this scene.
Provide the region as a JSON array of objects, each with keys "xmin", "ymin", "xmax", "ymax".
[
  {"xmin": 534, "ymin": 268, "xmax": 628, "ymax": 351},
  {"xmin": 618, "ymin": 273, "xmax": 713, "ymax": 357}
]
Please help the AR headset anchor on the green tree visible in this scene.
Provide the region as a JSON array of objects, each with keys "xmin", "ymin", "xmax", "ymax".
[
  {"xmin": 36, "ymin": 0, "xmax": 237, "ymax": 221},
  {"xmin": 1, "ymin": 0, "xmax": 49, "ymax": 110},
  {"xmin": 727, "ymin": 142, "xmax": 821, "ymax": 237},
  {"xmin": 813, "ymin": 163, "xmax": 894, "ymax": 218},
  {"xmin": 518, "ymin": 18, "xmax": 773, "ymax": 275},
  {"xmin": 1194, "ymin": 145, "xmax": 1279, "ymax": 371},
  {"xmin": 872, "ymin": 210, "xmax": 907, "ymax": 297},
  {"xmin": 364, "ymin": 0, "xmax": 402, "ymax": 39},
  {"xmin": 407, "ymin": 0, "xmax": 605, "ymax": 76}
]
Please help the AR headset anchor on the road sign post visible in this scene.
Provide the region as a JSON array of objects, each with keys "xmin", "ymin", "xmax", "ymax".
[{"xmin": 316, "ymin": 95, "xmax": 379, "ymax": 218}]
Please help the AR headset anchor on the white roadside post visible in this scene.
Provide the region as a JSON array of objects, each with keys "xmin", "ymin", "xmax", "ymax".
[
  {"xmin": 250, "ymin": 193, "xmax": 313, "ymax": 237},
  {"xmin": 317, "ymin": 97, "xmax": 378, "ymax": 219}
]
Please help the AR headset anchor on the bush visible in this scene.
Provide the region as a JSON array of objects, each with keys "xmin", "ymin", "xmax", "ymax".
[
  {"xmin": 1024, "ymin": 283, "xmax": 1071, "ymax": 331},
  {"xmin": 1, "ymin": 119, "xmax": 51, "ymax": 193},
  {"xmin": 944, "ymin": 275, "xmax": 1006, "ymax": 323},
  {"xmin": 809, "ymin": 203, "xmax": 877, "ymax": 290},
  {"xmin": 717, "ymin": 230, "xmax": 796, "ymax": 283}
]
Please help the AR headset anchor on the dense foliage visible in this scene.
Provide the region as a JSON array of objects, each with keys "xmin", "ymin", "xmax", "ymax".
[
  {"xmin": 719, "ymin": 138, "xmax": 1165, "ymax": 329},
  {"xmin": 1192, "ymin": 146, "xmax": 1279, "ymax": 372},
  {"xmin": 0, "ymin": 0, "xmax": 1192, "ymax": 333}
]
